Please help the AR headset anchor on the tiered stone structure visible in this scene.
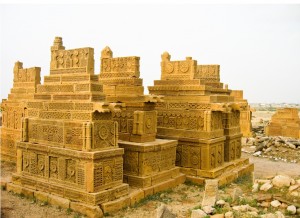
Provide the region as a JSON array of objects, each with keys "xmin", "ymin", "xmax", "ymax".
[
  {"xmin": 8, "ymin": 37, "xmax": 130, "ymax": 216},
  {"xmin": 266, "ymin": 108, "xmax": 300, "ymax": 139},
  {"xmin": 148, "ymin": 52, "xmax": 253, "ymax": 184},
  {"xmin": 99, "ymin": 47, "xmax": 185, "ymax": 193},
  {"xmin": 230, "ymin": 90, "xmax": 252, "ymax": 137},
  {"xmin": 1, "ymin": 62, "xmax": 41, "ymax": 162},
  {"xmin": 1, "ymin": 38, "xmax": 255, "ymax": 216}
]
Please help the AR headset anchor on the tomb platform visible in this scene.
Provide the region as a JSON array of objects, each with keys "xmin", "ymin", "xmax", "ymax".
[
  {"xmin": 99, "ymin": 47, "xmax": 185, "ymax": 193},
  {"xmin": 119, "ymin": 139, "xmax": 185, "ymax": 194},
  {"xmin": 148, "ymin": 52, "xmax": 254, "ymax": 185},
  {"xmin": 266, "ymin": 108, "xmax": 300, "ymax": 139}
]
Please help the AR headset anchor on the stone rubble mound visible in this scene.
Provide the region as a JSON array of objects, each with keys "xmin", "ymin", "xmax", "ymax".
[{"xmin": 242, "ymin": 136, "xmax": 300, "ymax": 163}]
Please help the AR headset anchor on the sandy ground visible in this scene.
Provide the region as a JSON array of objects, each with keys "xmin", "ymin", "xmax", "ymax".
[
  {"xmin": 1, "ymin": 152, "xmax": 300, "ymax": 218},
  {"xmin": 244, "ymin": 153, "xmax": 300, "ymax": 179}
]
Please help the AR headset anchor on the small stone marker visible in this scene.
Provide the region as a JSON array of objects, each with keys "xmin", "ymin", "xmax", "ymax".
[{"xmin": 201, "ymin": 179, "xmax": 218, "ymax": 207}]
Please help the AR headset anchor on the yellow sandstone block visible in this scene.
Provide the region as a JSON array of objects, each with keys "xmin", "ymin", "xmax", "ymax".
[
  {"xmin": 34, "ymin": 191, "xmax": 49, "ymax": 202},
  {"xmin": 100, "ymin": 196, "xmax": 130, "ymax": 214},
  {"xmin": 7, "ymin": 183, "xmax": 22, "ymax": 194},
  {"xmin": 143, "ymin": 186, "xmax": 154, "ymax": 198},
  {"xmin": 21, "ymin": 187, "xmax": 34, "ymax": 198},
  {"xmin": 70, "ymin": 202, "xmax": 103, "ymax": 218},
  {"xmin": 185, "ymin": 176, "xmax": 205, "ymax": 185},
  {"xmin": 48, "ymin": 194, "xmax": 70, "ymax": 209},
  {"xmin": 153, "ymin": 179, "xmax": 175, "ymax": 194},
  {"xmin": 129, "ymin": 189, "xmax": 145, "ymax": 206},
  {"xmin": 174, "ymin": 174, "xmax": 186, "ymax": 186}
]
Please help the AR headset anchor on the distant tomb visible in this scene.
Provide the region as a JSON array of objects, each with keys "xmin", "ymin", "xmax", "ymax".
[{"xmin": 266, "ymin": 108, "xmax": 300, "ymax": 139}]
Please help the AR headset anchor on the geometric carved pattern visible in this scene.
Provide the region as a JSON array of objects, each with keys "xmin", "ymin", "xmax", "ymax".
[
  {"xmin": 93, "ymin": 121, "xmax": 118, "ymax": 149},
  {"xmin": 66, "ymin": 159, "xmax": 76, "ymax": 183},
  {"xmin": 132, "ymin": 111, "xmax": 157, "ymax": 135},
  {"xmin": 49, "ymin": 156, "xmax": 58, "ymax": 179},
  {"xmin": 161, "ymin": 55, "xmax": 196, "ymax": 81},
  {"xmin": 157, "ymin": 110, "xmax": 205, "ymax": 131},
  {"xmin": 65, "ymin": 126, "xmax": 83, "ymax": 149},
  {"xmin": 100, "ymin": 56, "xmax": 140, "ymax": 78},
  {"xmin": 37, "ymin": 154, "xmax": 45, "ymax": 177},
  {"xmin": 94, "ymin": 164, "xmax": 103, "ymax": 189},
  {"xmin": 50, "ymin": 46, "xmax": 94, "ymax": 75},
  {"xmin": 196, "ymin": 65, "xmax": 220, "ymax": 80},
  {"xmin": 28, "ymin": 119, "xmax": 64, "ymax": 145}
]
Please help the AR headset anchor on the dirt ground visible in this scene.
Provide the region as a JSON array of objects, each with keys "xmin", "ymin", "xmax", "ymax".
[{"xmin": 1, "ymin": 152, "xmax": 300, "ymax": 218}]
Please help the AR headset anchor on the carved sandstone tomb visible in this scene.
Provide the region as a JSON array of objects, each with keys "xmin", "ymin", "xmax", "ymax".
[
  {"xmin": 1, "ymin": 62, "xmax": 41, "ymax": 162},
  {"xmin": 266, "ymin": 108, "xmax": 300, "ymax": 139},
  {"xmin": 230, "ymin": 90, "xmax": 252, "ymax": 137},
  {"xmin": 8, "ymin": 37, "xmax": 130, "ymax": 215},
  {"xmin": 99, "ymin": 47, "xmax": 185, "ymax": 193},
  {"xmin": 148, "ymin": 52, "xmax": 254, "ymax": 185}
]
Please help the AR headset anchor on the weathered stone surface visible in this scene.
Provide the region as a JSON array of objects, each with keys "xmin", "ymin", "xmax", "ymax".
[
  {"xmin": 231, "ymin": 187, "xmax": 243, "ymax": 202},
  {"xmin": 101, "ymin": 196, "xmax": 130, "ymax": 214},
  {"xmin": 286, "ymin": 205, "xmax": 296, "ymax": 215},
  {"xmin": 256, "ymin": 193, "xmax": 273, "ymax": 202},
  {"xmin": 156, "ymin": 204, "xmax": 176, "ymax": 218},
  {"xmin": 70, "ymin": 202, "xmax": 103, "ymax": 218},
  {"xmin": 34, "ymin": 191, "xmax": 49, "ymax": 202},
  {"xmin": 202, "ymin": 205, "xmax": 215, "ymax": 214},
  {"xmin": 216, "ymin": 199, "xmax": 225, "ymax": 206},
  {"xmin": 210, "ymin": 214, "xmax": 225, "ymax": 218},
  {"xmin": 272, "ymin": 175, "xmax": 292, "ymax": 187},
  {"xmin": 232, "ymin": 204, "xmax": 258, "ymax": 212},
  {"xmin": 260, "ymin": 201, "xmax": 271, "ymax": 208},
  {"xmin": 260, "ymin": 182, "xmax": 273, "ymax": 191},
  {"xmin": 252, "ymin": 183, "xmax": 259, "ymax": 192},
  {"xmin": 202, "ymin": 179, "xmax": 218, "ymax": 207},
  {"xmin": 266, "ymin": 108, "xmax": 300, "ymax": 139},
  {"xmin": 191, "ymin": 209, "xmax": 207, "ymax": 218},
  {"xmin": 48, "ymin": 194, "xmax": 70, "ymax": 209},
  {"xmin": 270, "ymin": 200, "xmax": 281, "ymax": 208},
  {"xmin": 224, "ymin": 211, "xmax": 234, "ymax": 218},
  {"xmin": 129, "ymin": 189, "xmax": 144, "ymax": 206}
]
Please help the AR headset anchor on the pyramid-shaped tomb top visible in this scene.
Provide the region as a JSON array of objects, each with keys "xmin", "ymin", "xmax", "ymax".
[
  {"xmin": 34, "ymin": 37, "xmax": 104, "ymax": 102},
  {"xmin": 50, "ymin": 37, "xmax": 94, "ymax": 75}
]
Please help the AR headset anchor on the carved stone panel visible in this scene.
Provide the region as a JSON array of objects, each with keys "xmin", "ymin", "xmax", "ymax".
[{"xmin": 93, "ymin": 121, "xmax": 118, "ymax": 149}]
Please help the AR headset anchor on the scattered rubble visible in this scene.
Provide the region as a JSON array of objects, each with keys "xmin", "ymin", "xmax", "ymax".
[{"xmin": 242, "ymin": 136, "xmax": 300, "ymax": 163}]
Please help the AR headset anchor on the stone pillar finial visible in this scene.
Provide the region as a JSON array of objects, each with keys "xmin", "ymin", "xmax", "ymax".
[
  {"xmin": 101, "ymin": 46, "xmax": 113, "ymax": 59},
  {"xmin": 51, "ymin": 36, "xmax": 65, "ymax": 51},
  {"xmin": 161, "ymin": 52, "xmax": 171, "ymax": 61},
  {"xmin": 14, "ymin": 61, "xmax": 23, "ymax": 73}
]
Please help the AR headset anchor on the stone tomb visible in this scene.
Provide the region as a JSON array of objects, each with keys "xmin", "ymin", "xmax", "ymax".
[
  {"xmin": 1, "ymin": 37, "xmax": 255, "ymax": 216},
  {"xmin": 1, "ymin": 62, "xmax": 41, "ymax": 162},
  {"xmin": 148, "ymin": 52, "xmax": 253, "ymax": 185},
  {"xmin": 7, "ymin": 37, "xmax": 130, "ymax": 216},
  {"xmin": 99, "ymin": 47, "xmax": 185, "ymax": 193},
  {"xmin": 230, "ymin": 90, "xmax": 252, "ymax": 137},
  {"xmin": 266, "ymin": 108, "xmax": 300, "ymax": 139}
]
